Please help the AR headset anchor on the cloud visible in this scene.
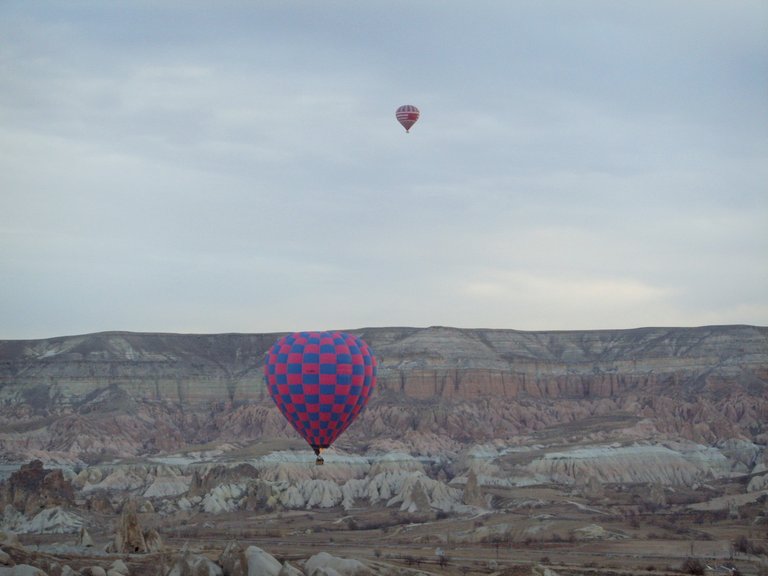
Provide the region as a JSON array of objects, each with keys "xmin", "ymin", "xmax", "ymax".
[
  {"xmin": 461, "ymin": 268, "xmax": 670, "ymax": 320},
  {"xmin": 1, "ymin": 2, "xmax": 766, "ymax": 338}
]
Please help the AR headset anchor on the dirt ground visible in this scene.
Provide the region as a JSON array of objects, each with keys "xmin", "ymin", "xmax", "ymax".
[{"xmin": 15, "ymin": 492, "xmax": 768, "ymax": 576}]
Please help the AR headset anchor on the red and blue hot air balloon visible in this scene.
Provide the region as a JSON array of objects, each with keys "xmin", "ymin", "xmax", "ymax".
[{"xmin": 264, "ymin": 331, "xmax": 377, "ymax": 464}]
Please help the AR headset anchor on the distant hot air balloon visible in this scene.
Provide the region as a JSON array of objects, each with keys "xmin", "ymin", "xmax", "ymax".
[
  {"xmin": 264, "ymin": 331, "xmax": 377, "ymax": 464},
  {"xmin": 396, "ymin": 105, "xmax": 420, "ymax": 133}
]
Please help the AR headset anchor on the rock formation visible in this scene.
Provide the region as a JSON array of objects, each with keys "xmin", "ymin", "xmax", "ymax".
[
  {"xmin": 166, "ymin": 548, "xmax": 222, "ymax": 576},
  {"xmin": 0, "ymin": 461, "xmax": 74, "ymax": 516},
  {"xmin": 108, "ymin": 559, "xmax": 130, "ymax": 575},
  {"xmin": 0, "ymin": 325, "xmax": 765, "ymax": 465},
  {"xmin": 218, "ymin": 540, "xmax": 248, "ymax": 576},
  {"xmin": 244, "ymin": 546, "xmax": 281, "ymax": 576},
  {"xmin": 144, "ymin": 528, "xmax": 163, "ymax": 553},
  {"xmin": 77, "ymin": 526, "xmax": 94, "ymax": 547},
  {"xmin": 304, "ymin": 551, "xmax": 371, "ymax": 575},
  {"xmin": 462, "ymin": 469, "xmax": 487, "ymax": 508},
  {"xmin": 112, "ymin": 500, "xmax": 146, "ymax": 554}
]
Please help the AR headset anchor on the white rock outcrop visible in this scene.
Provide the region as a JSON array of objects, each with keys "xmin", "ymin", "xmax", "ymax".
[
  {"xmin": 276, "ymin": 480, "xmax": 343, "ymax": 510},
  {"xmin": 108, "ymin": 559, "xmax": 129, "ymax": 575},
  {"xmin": 77, "ymin": 526, "xmax": 94, "ymax": 547},
  {"xmin": 202, "ymin": 483, "xmax": 246, "ymax": 513},
  {"xmin": 277, "ymin": 562, "xmax": 303, "ymax": 576},
  {"xmin": 523, "ymin": 443, "xmax": 734, "ymax": 486},
  {"xmin": 245, "ymin": 546, "xmax": 282, "ymax": 576},
  {"xmin": 142, "ymin": 466, "xmax": 191, "ymax": 498},
  {"xmin": 747, "ymin": 473, "xmax": 768, "ymax": 492},
  {"xmin": 22, "ymin": 507, "xmax": 83, "ymax": 534},
  {"xmin": 573, "ymin": 523, "xmax": 628, "ymax": 540},
  {"xmin": 0, "ymin": 565, "xmax": 49, "ymax": 576},
  {"xmin": 82, "ymin": 468, "xmax": 146, "ymax": 493},
  {"xmin": 166, "ymin": 552, "xmax": 222, "ymax": 576},
  {"xmin": 386, "ymin": 472, "xmax": 463, "ymax": 513},
  {"xmin": 304, "ymin": 552, "xmax": 371, "ymax": 576}
]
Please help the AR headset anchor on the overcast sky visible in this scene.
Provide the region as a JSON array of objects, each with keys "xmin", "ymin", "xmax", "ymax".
[{"xmin": 2, "ymin": 1, "xmax": 767, "ymax": 339}]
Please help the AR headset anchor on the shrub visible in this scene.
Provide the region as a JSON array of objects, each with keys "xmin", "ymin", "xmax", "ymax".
[
  {"xmin": 681, "ymin": 557, "xmax": 705, "ymax": 575},
  {"xmin": 734, "ymin": 534, "xmax": 767, "ymax": 555}
]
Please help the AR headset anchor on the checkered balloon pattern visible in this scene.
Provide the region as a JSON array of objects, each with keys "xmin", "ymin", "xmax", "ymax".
[{"xmin": 264, "ymin": 331, "xmax": 377, "ymax": 451}]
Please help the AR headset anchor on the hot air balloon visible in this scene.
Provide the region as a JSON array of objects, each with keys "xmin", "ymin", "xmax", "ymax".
[
  {"xmin": 396, "ymin": 105, "xmax": 420, "ymax": 133},
  {"xmin": 264, "ymin": 331, "xmax": 377, "ymax": 464}
]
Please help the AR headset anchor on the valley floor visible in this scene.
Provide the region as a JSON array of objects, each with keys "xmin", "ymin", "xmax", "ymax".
[{"xmin": 11, "ymin": 500, "xmax": 768, "ymax": 576}]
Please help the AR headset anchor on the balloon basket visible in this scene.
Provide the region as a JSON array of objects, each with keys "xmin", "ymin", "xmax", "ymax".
[{"xmin": 315, "ymin": 456, "xmax": 325, "ymax": 466}]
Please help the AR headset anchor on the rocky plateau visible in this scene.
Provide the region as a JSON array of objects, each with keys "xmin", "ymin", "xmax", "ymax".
[
  {"xmin": 1, "ymin": 325, "xmax": 766, "ymax": 463},
  {"xmin": 0, "ymin": 325, "xmax": 767, "ymax": 575}
]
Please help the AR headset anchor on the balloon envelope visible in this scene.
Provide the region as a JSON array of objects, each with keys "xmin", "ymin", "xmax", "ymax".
[
  {"xmin": 396, "ymin": 105, "xmax": 420, "ymax": 132},
  {"xmin": 264, "ymin": 331, "xmax": 377, "ymax": 452}
]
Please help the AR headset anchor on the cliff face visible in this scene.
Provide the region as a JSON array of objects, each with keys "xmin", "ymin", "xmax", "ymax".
[
  {"xmin": 371, "ymin": 325, "xmax": 768, "ymax": 399},
  {"xmin": 0, "ymin": 325, "xmax": 766, "ymax": 461},
  {"xmin": 0, "ymin": 331, "xmax": 277, "ymax": 405},
  {"xmin": 3, "ymin": 325, "xmax": 765, "ymax": 402}
]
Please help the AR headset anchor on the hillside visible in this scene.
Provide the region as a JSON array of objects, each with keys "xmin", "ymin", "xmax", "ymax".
[{"xmin": 1, "ymin": 325, "xmax": 766, "ymax": 463}]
